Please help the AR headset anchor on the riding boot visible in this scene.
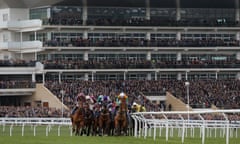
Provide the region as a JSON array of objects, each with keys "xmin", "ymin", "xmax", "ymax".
[{"xmin": 71, "ymin": 106, "xmax": 78, "ymax": 115}]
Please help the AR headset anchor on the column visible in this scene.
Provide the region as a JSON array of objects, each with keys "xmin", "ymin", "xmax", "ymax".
[
  {"xmin": 91, "ymin": 71, "xmax": 95, "ymax": 82},
  {"xmin": 42, "ymin": 72, "xmax": 45, "ymax": 85},
  {"xmin": 177, "ymin": 52, "xmax": 182, "ymax": 61},
  {"xmin": 177, "ymin": 72, "xmax": 182, "ymax": 80},
  {"xmin": 146, "ymin": 32, "xmax": 151, "ymax": 40},
  {"xmin": 34, "ymin": 51, "xmax": 37, "ymax": 61},
  {"xmin": 146, "ymin": 51, "xmax": 151, "ymax": 60},
  {"xmin": 146, "ymin": 32, "xmax": 151, "ymax": 46},
  {"xmin": 236, "ymin": 52, "xmax": 240, "ymax": 60},
  {"xmin": 215, "ymin": 71, "xmax": 218, "ymax": 80},
  {"xmin": 155, "ymin": 71, "xmax": 158, "ymax": 80},
  {"xmin": 84, "ymin": 73, "xmax": 89, "ymax": 81},
  {"xmin": 145, "ymin": 0, "xmax": 150, "ymax": 20},
  {"xmin": 185, "ymin": 71, "xmax": 189, "ymax": 81},
  {"xmin": 236, "ymin": 72, "xmax": 240, "ymax": 80},
  {"xmin": 20, "ymin": 31, "xmax": 23, "ymax": 59},
  {"xmin": 176, "ymin": 31, "xmax": 181, "ymax": 40},
  {"xmin": 147, "ymin": 73, "xmax": 151, "ymax": 80},
  {"xmin": 236, "ymin": 32, "xmax": 240, "ymax": 41},
  {"xmin": 235, "ymin": 0, "xmax": 240, "ymax": 22},
  {"xmin": 83, "ymin": 30, "xmax": 88, "ymax": 39},
  {"xmin": 58, "ymin": 72, "xmax": 62, "ymax": 84},
  {"xmin": 124, "ymin": 71, "xmax": 127, "ymax": 80},
  {"xmin": 47, "ymin": 8, "xmax": 51, "ymax": 19},
  {"xmin": 82, "ymin": 0, "xmax": 88, "ymax": 26},
  {"xmin": 176, "ymin": 0, "xmax": 181, "ymax": 21},
  {"xmin": 34, "ymin": 31, "xmax": 37, "ymax": 41},
  {"xmin": 84, "ymin": 51, "xmax": 88, "ymax": 61},
  {"xmin": 32, "ymin": 72, "xmax": 36, "ymax": 82},
  {"xmin": 47, "ymin": 32, "xmax": 51, "ymax": 40}
]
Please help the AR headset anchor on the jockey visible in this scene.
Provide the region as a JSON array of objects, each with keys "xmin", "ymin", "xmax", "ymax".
[
  {"xmin": 77, "ymin": 92, "xmax": 86, "ymax": 103},
  {"xmin": 116, "ymin": 92, "xmax": 128, "ymax": 106},
  {"xmin": 97, "ymin": 95, "xmax": 104, "ymax": 104},
  {"xmin": 114, "ymin": 92, "xmax": 128, "ymax": 117},
  {"xmin": 85, "ymin": 95, "xmax": 95, "ymax": 110},
  {"xmin": 102, "ymin": 95, "xmax": 111, "ymax": 105},
  {"xmin": 131, "ymin": 102, "xmax": 146, "ymax": 112},
  {"xmin": 71, "ymin": 92, "xmax": 85, "ymax": 115}
]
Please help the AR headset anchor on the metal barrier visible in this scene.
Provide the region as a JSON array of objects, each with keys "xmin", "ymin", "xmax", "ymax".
[
  {"xmin": 131, "ymin": 110, "xmax": 240, "ymax": 144},
  {"xmin": 0, "ymin": 117, "xmax": 72, "ymax": 136}
]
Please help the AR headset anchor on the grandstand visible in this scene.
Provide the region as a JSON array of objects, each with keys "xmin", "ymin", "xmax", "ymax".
[{"xmin": 1, "ymin": 0, "xmax": 240, "ymax": 117}]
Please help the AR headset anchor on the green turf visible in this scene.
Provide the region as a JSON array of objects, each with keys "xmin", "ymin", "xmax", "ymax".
[{"xmin": 0, "ymin": 125, "xmax": 239, "ymax": 144}]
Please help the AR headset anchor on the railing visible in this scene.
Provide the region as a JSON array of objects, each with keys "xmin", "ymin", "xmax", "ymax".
[
  {"xmin": 0, "ymin": 117, "xmax": 72, "ymax": 136},
  {"xmin": 0, "ymin": 117, "xmax": 71, "ymax": 125},
  {"xmin": 0, "ymin": 41, "xmax": 43, "ymax": 52},
  {"xmin": 131, "ymin": 110, "xmax": 240, "ymax": 144},
  {"xmin": 0, "ymin": 19, "xmax": 42, "ymax": 29}
]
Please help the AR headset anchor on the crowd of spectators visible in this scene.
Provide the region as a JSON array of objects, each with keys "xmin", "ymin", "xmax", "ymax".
[
  {"xmin": 44, "ymin": 38, "xmax": 240, "ymax": 47},
  {"xmin": 1, "ymin": 79, "xmax": 240, "ymax": 119},
  {"xmin": 42, "ymin": 58, "xmax": 240, "ymax": 69},
  {"xmin": 44, "ymin": 80, "xmax": 163, "ymax": 112},
  {"xmin": 0, "ymin": 59, "xmax": 36, "ymax": 67},
  {"xmin": 45, "ymin": 16, "xmax": 240, "ymax": 27},
  {"xmin": 44, "ymin": 79, "xmax": 240, "ymax": 110},
  {"xmin": 86, "ymin": 18, "xmax": 239, "ymax": 27},
  {"xmin": 0, "ymin": 80, "xmax": 35, "ymax": 89},
  {"xmin": 1, "ymin": 57, "xmax": 239, "ymax": 69},
  {"xmin": 0, "ymin": 106, "xmax": 67, "ymax": 117}
]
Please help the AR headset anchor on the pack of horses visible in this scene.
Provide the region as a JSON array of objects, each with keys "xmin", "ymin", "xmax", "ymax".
[{"xmin": 70, "ymin": 101, "xmax": 135, "ymax": 136}]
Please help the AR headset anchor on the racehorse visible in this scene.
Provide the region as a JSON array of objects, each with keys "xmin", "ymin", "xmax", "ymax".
[
  {"xmin": 82, "ymin": 105, "xmax": 94, "ymax": 136},
  {"xmin": 114, "ymin": 100, "xmax": 128, "ymax": 136},
  {"xmin": 92, "ymin": 110, "xmax": 100, "ymax": 136},
  {"xmin": 70, "ymin": 106, "xmax": 85, "ymax": 136},
  {"xmin": 98, "ymin": 103, "xmax": 111, "ymax": 136}
]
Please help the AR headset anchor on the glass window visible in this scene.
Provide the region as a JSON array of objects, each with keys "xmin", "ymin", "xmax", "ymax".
[{"xmin": 30, "ymin": 7, "xmax": 49, "ymax": 19}]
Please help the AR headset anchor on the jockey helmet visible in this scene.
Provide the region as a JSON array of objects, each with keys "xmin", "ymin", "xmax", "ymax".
[
  {"xmin": 103, "ymin": 95, "xmax": 108, "ymax": 101},
  {"xmin": 86, "ymin": 95, "xmax": 91, "ymax": 100},
  {"xmin": 119, "ymin": 92, "xmax": 125, "ymax": 97}
]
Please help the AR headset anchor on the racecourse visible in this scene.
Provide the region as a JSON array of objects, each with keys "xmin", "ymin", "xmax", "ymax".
[{"xmin": 0, "ymin": 125, "xmax": 239, "ymax": 144}]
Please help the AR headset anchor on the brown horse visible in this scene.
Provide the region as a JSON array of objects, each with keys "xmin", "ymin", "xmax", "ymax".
[
  {"xmin": 114, "ymin": 100, "xmax": 128, "ymax": 136},
  {"xmin": 83, "ymin": 105, "xmax": 94, "ymax": 136},
  {"xmin": 70, "ymin": 106, "xmax": 85, "ymax": 136},
  {"xmin": 99, "ymin": 104, "xmax": 111, "ymax": 136}
]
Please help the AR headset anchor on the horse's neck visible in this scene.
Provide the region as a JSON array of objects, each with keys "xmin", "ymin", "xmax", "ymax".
[
  {"xmin": 101, "ymin": 108, "xmax": 108, "ymax": 114},
  {"xmin": 77, "ymin": 108, "xmax": 84, "ymax": 115},
  {"xmin": 120, "ymin": 103, "xmax": 127, "ymax": 112}
]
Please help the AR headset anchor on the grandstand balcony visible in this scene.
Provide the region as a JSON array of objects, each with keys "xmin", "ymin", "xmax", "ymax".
[
  {"xmin": 0, "ymin": 19, "xmax": 42, "ymax": 32},
  {"xmin": 0, "ymin": 41, "xmax": 43, "ymax": 53},
  {"xmin": 0, "ymin": 87, "xmax": 36, "ymax": 96},
  {"xmin": 0, "ymin": 80, "xmax": 36, "ymax": 96}
]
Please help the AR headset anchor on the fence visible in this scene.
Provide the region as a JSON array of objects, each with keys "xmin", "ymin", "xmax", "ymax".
[
  {"xmin": 130, "ymin": 109, "xmax": 240, "ymax": 144},
  {"xmin": 1, "ymin": 109, "xmax": 240, "ymax": 144},
  {"xmin": 0, "ymin": 117, "xmax": 72, "ymax": 136}
]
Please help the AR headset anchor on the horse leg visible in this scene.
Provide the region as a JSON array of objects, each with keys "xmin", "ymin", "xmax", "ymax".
[
  {"xmin": 98, "ymin": 120, "xmax": 103, "ymax": 136},
  {"xmin": 87, "ymin": 124, "xmax": 91, "ymax": 136},
  {"xmin": 71, "ymin": 116, "xmax": 76, "ymax": 133},
  {"xmin": 114, "ymin": 118, "xmax": 120, "ymax": 136},
  {"xmin": 123, "ymin": 120, "xmax": 128, "ymax": 136},
  {"xmin": 79, "ymin": 121, "xmax": 84, "ymax": 136},
  {"xmin": 75, "ymin": 122, "xmax": 80, "ymax": 136}
]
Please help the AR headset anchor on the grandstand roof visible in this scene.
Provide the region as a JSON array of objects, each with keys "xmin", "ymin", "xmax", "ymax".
[{"xmin": 0, "ymin": 0, "xmax": 238, "ymax": 8}]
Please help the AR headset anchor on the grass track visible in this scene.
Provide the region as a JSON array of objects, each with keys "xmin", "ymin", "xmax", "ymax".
[{"xmin": 0, "ymin": 125, "xmax": 240, "ymax": 144}]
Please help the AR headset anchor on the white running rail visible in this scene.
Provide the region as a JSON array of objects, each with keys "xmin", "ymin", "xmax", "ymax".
[
  {"xmin": 0, "ymin": 117, "xmax": 72, "ymax": 136},
  {"xmin": 131, "ymin": 109, "xmax": 240, "ymax": 144}
]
